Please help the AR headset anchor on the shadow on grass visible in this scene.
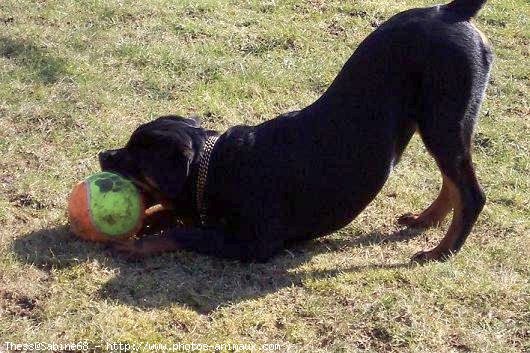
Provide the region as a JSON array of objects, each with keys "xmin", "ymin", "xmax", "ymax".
[
  {"xmin": 0, "ymin": 36, "xmax": 68, "ymax": 84},
  {"xmin": 12, "ymin": 225, "xmax": 422, "ymax": 313}
]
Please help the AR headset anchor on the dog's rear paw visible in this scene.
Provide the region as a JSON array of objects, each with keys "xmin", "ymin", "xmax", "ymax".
[
  {"xmin": 410, "ymin": 249, "xmax": 451, "ymax": 264},
  {"xmin": 398, "ymin": 213, "xmax": 424, "ymax": 227}
]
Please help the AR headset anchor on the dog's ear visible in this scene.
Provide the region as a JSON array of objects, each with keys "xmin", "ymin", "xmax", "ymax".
[
  {"xmin": 187, "ymin": 115, "xmax": 202, "ymax": 127},
  {"xmin": 134, "ymin": 129, "xmax": 196, "ymax": 198},
  {"xmin": 158, "ymin": 115, "xmax": 201, "ymax": 128},
  {"xmin": 148, "ymin": 145, "xmax": 194, "ymax": 197}
]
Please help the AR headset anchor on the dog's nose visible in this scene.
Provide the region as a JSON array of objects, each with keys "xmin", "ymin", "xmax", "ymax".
[
  {"xmin": 98, "ymin": 149, "xmax": 119, "ymax": 166},
  {"xmin": 98, "ymin": 151, "xmax": 110, "ymax": 164}
]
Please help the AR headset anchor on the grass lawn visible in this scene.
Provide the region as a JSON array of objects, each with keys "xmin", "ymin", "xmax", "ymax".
[{"xmin": 0, "ymin": 0, "xmax": 528, "ymax": 352}]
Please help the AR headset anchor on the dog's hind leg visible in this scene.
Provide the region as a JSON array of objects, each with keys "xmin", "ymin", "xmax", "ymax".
[
  {"xmin": 406, "ymin": 45, "xmax": 491, "ymax": 262},
  {"xmin": 411, "ymin": 107, "xmax": 488, "ymax": 261},
  {"xmin": 410, "ymin": 151, "xmax": 485, "ymax": 263}
]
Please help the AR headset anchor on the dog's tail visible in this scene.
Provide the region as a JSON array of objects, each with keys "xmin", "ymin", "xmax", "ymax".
[{"xmin": 446, "ymin": 0, "xmax": 488, "ymax": 18}]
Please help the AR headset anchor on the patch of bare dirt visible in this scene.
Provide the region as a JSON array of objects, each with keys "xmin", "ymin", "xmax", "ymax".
[{"xmin": 0, "ymin": 288, "xmax": 40, "ymax": 320}]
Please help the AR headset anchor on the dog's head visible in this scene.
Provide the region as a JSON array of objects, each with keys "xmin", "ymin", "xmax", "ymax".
[{"xmin": 99, "ymin": 115, "xmax": 203, "ymax": 208}]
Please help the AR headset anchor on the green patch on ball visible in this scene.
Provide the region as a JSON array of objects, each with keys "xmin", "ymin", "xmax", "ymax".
[{"xmin": 87, "ymin": 172, "xmax": 143, "ymax": 236}]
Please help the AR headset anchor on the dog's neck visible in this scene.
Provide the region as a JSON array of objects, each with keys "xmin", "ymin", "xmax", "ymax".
[{"xmin": 195, "ymin": 134, "xmax": 220, "ymax": 225}]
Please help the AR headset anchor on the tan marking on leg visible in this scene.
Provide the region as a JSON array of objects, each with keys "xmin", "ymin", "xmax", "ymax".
[
  {"xmin": 398, "ymin": 175, "xmax": 455, "ymax": 228},
  {"xmin": 411, "ymin": 179, "xmax": 464, "ymax": 262},
  {"xmin": 145, "ymin": 204, "xmax": 165, "ymax": 216},
  {"xmin": 140, "ymin": 205, "xmax": 177, "ymax": 236},
  {"xmin": 137, "ymin": 237, "xmax": 180, "ymax": 255},
  {"xmin": 112, "ymin": 236, "xmax": 180, "ymax": 260}
]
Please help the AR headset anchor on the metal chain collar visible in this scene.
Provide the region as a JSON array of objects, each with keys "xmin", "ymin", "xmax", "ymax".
[{"xmin": 196, "ymin": 135, "xmax": 219, "ymax": 225}]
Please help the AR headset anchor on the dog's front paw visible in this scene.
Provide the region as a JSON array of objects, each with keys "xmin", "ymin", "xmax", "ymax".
[
  {"xmin": 110, "ymin": 239, "xmax": 146, "ymax": 261},
  {"xmin": 410, "ymin": 249, "xmax": 451, "ymax": 264}
]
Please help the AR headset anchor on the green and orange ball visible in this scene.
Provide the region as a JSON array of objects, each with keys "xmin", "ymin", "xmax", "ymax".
[{"xmin": 68, "ymin": 172, "xmax": 145, "ymax": 242}]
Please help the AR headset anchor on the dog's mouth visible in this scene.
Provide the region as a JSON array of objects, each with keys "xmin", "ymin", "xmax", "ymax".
[
  {"xmin": 130, "ymin": 176, "xmax": 173, "ymax": 210},
  {"xmin": 101, "ymin": 170, "xmax": 160, "ymax": 209},
  {"xmin": 98, "ymin": 150, "xmax": 168, "ymax": 209},
  {"xmin": 128, "ymin": 177, "xmax": 160, "ymax": 209}
]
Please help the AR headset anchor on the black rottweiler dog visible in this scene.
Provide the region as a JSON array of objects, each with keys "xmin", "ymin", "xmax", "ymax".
[{"xmin": 99, "ymin": 0, "xmax": 493, "ymax": 263}]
